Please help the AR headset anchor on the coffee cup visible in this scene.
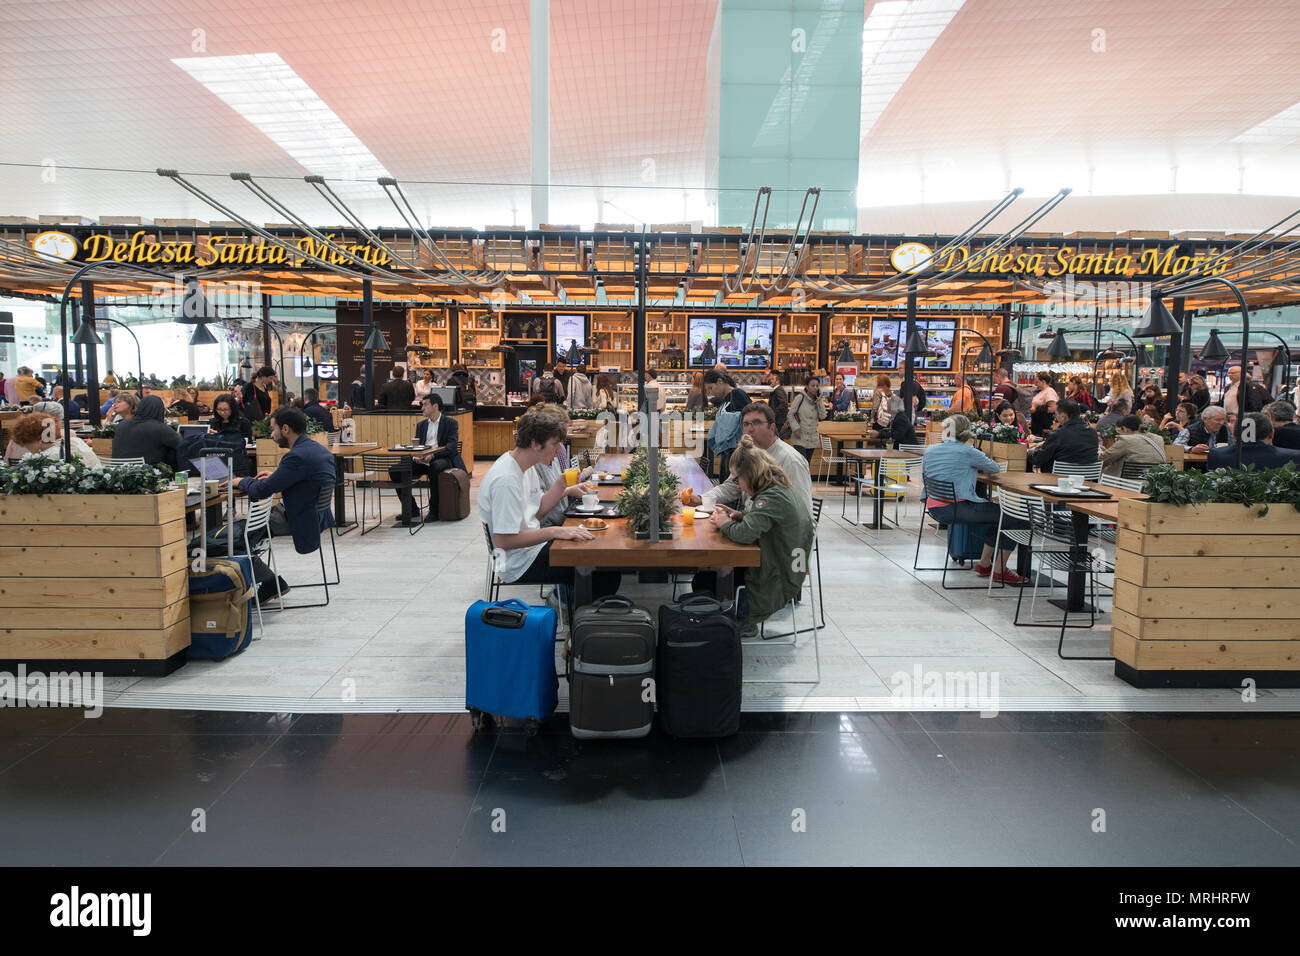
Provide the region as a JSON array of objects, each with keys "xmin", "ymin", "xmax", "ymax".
[{"xmin": 582, "ymin": 493, "xmax": 599, "ymax": 509}]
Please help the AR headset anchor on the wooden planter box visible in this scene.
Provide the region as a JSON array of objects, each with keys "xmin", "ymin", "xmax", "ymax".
[
  {"xmin": 814, "ymin": 420, "xmax": 871, "ymax": 473},
  {"xmin": 1111, "ymin": 499, "xmax": 1300, "ymax": 687},
  {"xmin": 0, "ymin": 489, "xmax": 190, "ymax": 675},
  {"xmin": 255, "ymin": 432, "xmax": 330, "ymax": 470},
  {"xmin": 925, "ymin": 421, "xmax": 945, "ymax": 444},
  {"xmin": 975, "ymin": 439, "xmax": 1028, "ymax": 471},
  {"xmin": 89, "ymin": 437, "xmax": 113, "ymax": 459}
]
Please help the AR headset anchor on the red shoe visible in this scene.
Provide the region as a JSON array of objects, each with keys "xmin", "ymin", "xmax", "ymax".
[
  {"xmin": 973, "ymin": 563, "xmax": 993, "ymax": 577},
  {"xmin": 993, "ymin": 570, "xmax": 1026, "ymax": 586}
]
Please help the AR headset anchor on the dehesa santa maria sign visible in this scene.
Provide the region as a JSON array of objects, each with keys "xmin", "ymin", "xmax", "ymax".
[
  {"xmin": 31, "ymin": 229, "xmax": 391, "ymax": 269},
  {"xmin": 891, "ymin": 241, "xmax": 1231, "ymax": 278}
]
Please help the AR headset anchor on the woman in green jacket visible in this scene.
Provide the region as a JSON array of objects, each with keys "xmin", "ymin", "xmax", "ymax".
[{"xmin": 710, "ymin": 435, "xmax": 815, "ymax": 637}]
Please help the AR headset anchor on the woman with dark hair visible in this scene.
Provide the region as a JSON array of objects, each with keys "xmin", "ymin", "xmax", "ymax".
[
  {"xmin": 208, "ymin": 393, "xmax": 252, "ymax": 442},
  {"xmin": 828, "ymin": 372, "xmax": 854, "ymax": 413},
  {"xmin": 594, "ymin": 373, "xmax": 617, "ymax": 413},
  {"xmin": 112, "ymin": 395, "xmax": 182, "ymax": 467},
  {"xmin": 1160, "ymin": 401, "xmax": 1198, "ymax": 442},
  {"xmin": 414, "ymin": 368, "xmax": 435, "ymax": 402},
  {"xmin": 993, "ymin": 401, "xmax": 1030, "ymax": 440},
  {"xmin": 684, "ymin": 371, "xmax": 707, "ymax": 412},
  {"xmin": 1029, "ymin": 371, "xmax": 1059, "ymax": 437},
  {"xmin": 1140, "ymin": 383, "xmax": 1166, "ymax": 418}
]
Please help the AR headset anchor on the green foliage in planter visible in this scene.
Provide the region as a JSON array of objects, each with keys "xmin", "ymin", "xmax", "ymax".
[
  {"xmin": 832, "ymin": 412, "xmax": 866, "ymax": 422},
  {"xmin": 1141, "ymin": 462, "xmax": 1300, "ymax": 515},
  {"xmin": 615, "ymin": 475, "xmax": 680, "ymax": 535},
  {"xmin": 90, "ymin": 423, "xmax": 116, "ymax": 438},
  {"xmin": 0, "ymin": 457, "xmax": 170, "ymax": 495},
  {"xmin": 700, "ymin": 407, "xmax": 717, "ymax": 421},
  {"xmin": 973, "ymin": 422, "xmax": 1023, "ymax": 444},
  {"xmin": 568, "ymin": 409, "xmax": 603, "ymax": 420},
  {"xmin": 1098, "ymin": 424, "xmax": 1117, "ymax": 441},
  {"xmin": 1139, "ymin": 421, "xmax": 1174, "ymax": 445},
  {"xmin": 623, "ymin": 447, "xmax": 673, "ymax": 486},
  {"xmin": 1084, "ymin": 411, "xmax": 1100, "ymax": 424},
  {"xmin": 251, "ymin": 417, "xmax": 271, "ymax": 439},
  {"xmin": 929, "ymin": 409, "xmax": 957, "ymax": 422},
  {"xmin": 304, "ymin": 417, "xmax": 325, "ymax": 434}
]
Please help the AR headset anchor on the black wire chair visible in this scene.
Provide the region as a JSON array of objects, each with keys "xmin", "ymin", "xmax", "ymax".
[
  {"xmin": 352, "ymin": 454, "xmax": 424, "ymax": 535},
  {"xmin": 281, "ymin": 484, "xmax": 341, "ymax": 605},
  {"xmin": 912, "ymin": 475, "xmax": 991, "ymax": 590}
]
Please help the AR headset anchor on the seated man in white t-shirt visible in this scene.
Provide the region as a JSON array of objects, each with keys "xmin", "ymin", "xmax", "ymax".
[{"xmin": 478, "ymin": 407, "xmax": 621, "ymax": 600}]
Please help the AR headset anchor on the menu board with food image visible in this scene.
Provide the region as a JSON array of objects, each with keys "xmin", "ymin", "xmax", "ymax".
[
  {"xmin": 688, "ymin": 317, "xmax": 718, "ymax": 367},
  {"xmin": 717, "ymin": 319, "xmax": 744, "ymax": 367},
  {"xmin": 743, "ymin": 317, "xmax": 774, "ymax": 367},
  {"xmin": 868, "ymin": 318, "xmax": 901, "ymax": 370},
  {"xmin": 922, "ymin": 321, "xmax": 955, "ymax": 370}
]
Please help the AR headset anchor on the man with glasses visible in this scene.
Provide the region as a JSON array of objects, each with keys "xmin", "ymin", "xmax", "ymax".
[{"xmin": 683, "ymin": 401, "xmax": 811, "ymax": 518}]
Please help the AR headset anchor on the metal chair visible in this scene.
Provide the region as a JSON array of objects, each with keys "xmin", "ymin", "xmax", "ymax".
[
  {"xmin": 101, "ymin": 456, "xmax": 146, "ymax": 467},
  {"xmin": 755, "ymin": 497, "xmax": 827, "ymax": 637},
  {"xmin": 1013, "ymin": 500, "xmax": 1113, "ymax": 639},
  {"xmin": 482, "ymin": 523, "xmax": 569, "ymax": 627},
  {"xmin": 741, "ymin": 586, "xmax": 821, "ymax": 686},
  {"xmin": 280, "ymin": 484, "xmax": 340, "ymax": 606},
  {"xmin": 898, "ymin": 443, "xmax": 927, "ymax": 454},
  {"xmin": 204, "ymin": 496, "xmax": 275, "ymax": 636},
  {"xmin": 1088, "ymin": 474, "xmax": 1143, "ymax": 544},
  {"xmin": 351, "ymin": 454, "xmax": 424, "ymax": 535},
  {"xmin": 818, "ymin": 434, "xmax": 847, "ymax": 484},
  {"xmin": 912, "ymin": 475, "xmax": 993, "ymax": 590},
  {"xmin": 1120, "ymin": 460, "xmax": 1156, "ymax": 481},
  {"xmin": 984, "ymin": 488, "xmax": 1041, "ymax": 596},
  {"xmin": 1051, "ymin": 461, "xmax": 1103, "ymax": 481}
]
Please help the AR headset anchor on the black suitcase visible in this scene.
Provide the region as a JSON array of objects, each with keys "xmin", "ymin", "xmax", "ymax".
[
  {"xmin": 567, "ymin": 596, "xmax": 656, "ymax": 739},
  {"xmin": 656, "ymin": 591, "xmax": 742, "ymax": 738}
]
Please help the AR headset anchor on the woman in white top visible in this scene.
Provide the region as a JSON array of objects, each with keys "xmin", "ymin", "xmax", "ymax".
[{"xmin": 414, "ymin": 369, "xmax": 435, "ymax": 402}]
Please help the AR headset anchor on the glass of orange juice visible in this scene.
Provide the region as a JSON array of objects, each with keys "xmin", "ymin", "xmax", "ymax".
[
  {"xmin": 564, "ymin": 467, "xmax": 579, "ymax": 486},
  {"xmin": 681, "ymin": 508, "xmax": 695, "ymax": 525}
]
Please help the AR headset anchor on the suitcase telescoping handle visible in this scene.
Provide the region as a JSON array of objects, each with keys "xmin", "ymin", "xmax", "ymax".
[
  {"xmin": 481, "ymin": 598, "xmax": 530, "ymax": 629},
  {"xmin": 676, "ymin": 591, "xmax": 727, "ymax": 614},
  {"xmin": 590, "ymin": 595, "xmax": 633, "ymax": 612}
]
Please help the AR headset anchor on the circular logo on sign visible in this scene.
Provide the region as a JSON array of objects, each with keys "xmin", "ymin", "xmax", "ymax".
[
  {"xmin": 32, "ymin": 230, "xmax": 79, "ymax": 263},
  {"xmin": 890, "ymin": 241, "xmax": 932, "ymax": 273}
]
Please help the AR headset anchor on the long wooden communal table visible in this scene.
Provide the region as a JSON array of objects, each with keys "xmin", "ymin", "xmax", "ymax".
[
  {"xmin": 549, "ymin": 453, "xmax": 761, "ymax": 606},
  {"xmin": 982, "ymin": 471, "xmax": 1147, "ymax": 611},
  {"xmin": 842, "ymin": 447, "xmax": 922, "ymax": 530}
]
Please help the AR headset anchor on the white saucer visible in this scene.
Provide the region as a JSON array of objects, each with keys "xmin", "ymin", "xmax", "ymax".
[{"xmin": 576, "ymin": 503, "xmax": 603, "ymax": 512}]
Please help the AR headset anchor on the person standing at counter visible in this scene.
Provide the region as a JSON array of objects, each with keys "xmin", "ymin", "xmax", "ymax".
[
  {"xmin": 533, "ymin": 364, "xmax": 566, "ymax": 403},
  {"xmin": 414, "ymin": 369, "xmax": 435, "ymax": 403},
  {"xmin": 301, "ymin": 389, "xmax": 333, "ymax": 433},
  {"xmin": 947, "ymin": 372, "xmax": 979, "ymax": 415},
  {"xmin": 1029, "ymin": 371, "xmax": 1059, "ymax": 437},
  {"xmin": 594, "ymin": 373, "xmax": 618, "ymax": 413},
  {"xmin": 241, "ymin": 366, "xmax": 276, "ymax": 420},
  {"xmin": 828, "ymin": 372, "xmax": 854, "ymax": 412},
  {"xmin": 684, "ymin": 371, "xmax": 707, "ymax": 412},
  {"xmin": 448, "ymin": 365, "xmax": 477, "ymax": 410},
  {"xmin": 350, "ymin": 372, "xmax": 367, "ymax": 409},
  {"xmin": 378, "ymin": 365, "xmax": 416, "ymax": 409},
  {"xmin": 646, "ymin": 368, "xmax": 668, "ymax": 413},
  {"xmin": 764, "ymin": 368, "xmax": 788, "ymax": 436},
  {"xmin": 566, "ymin": 366, "xmax": 596, "ymax": 410}
]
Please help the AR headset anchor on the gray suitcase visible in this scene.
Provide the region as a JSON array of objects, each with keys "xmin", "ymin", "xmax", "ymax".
[{"xmin": 567, "ymin": 595, "xmax": 656, "ymax": 739}]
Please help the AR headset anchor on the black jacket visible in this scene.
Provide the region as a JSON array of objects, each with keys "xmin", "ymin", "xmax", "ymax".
[
  {"xmin": 303, "ymin": 401, "xmax": 333, "ymax": 433},
  {"xmin": 378, "ymin": 377, "xmax": 416, "ymax": 409},
  {"xmin": 415, "ymin": 415, "xmax": 467, "ymax": 471},
  {"xmin": 886, "ymin": 411, "xmax": 918, "ymax": 448},
  {"xmin": 350, "ymin": 379, "xmax": 366, "ymax": 408},
  {"xmin": 237, "ymin": 434, "xmax": 336, "ymax": 554},
  {"xmin": 1183, "ymin": 419, "xmax": 1234, "ymax": 449},
  {"xmin": 113, "ymin": 396, "xmax": 182, "ymax": 468},
  {"xmin": 1272, "ymin": 422, "xmax": 1300, "ymax": 450},
  {"xmin": 767, "ymin": 384, "xmax": 789, "ymax": 432},
  {"xmin": 241, "ymin": 383, "xmax": 272, "ymax": 419},
  {"xmin": 208, "ymin": 415, "xmax": 253, "ymax": 443},
  {"xmin": 1029, "ymin": 418, "xmax": 1099, "ymax": 473}
]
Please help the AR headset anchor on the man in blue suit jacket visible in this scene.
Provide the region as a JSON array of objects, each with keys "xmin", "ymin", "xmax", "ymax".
[
  {"xmin": 1208, "ymin": 413, "xmax": 1300, "ymax": 471},
  {"xmin": 235, "ymin": 406, "xmax": 336, "ymax": 600},
  {"xmin": 396, "ymin": 393, "xmax": 467, "ymax": 523}
]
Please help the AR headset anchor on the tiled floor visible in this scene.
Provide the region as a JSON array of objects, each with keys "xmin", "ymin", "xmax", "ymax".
[
  {"xmin": 98, "ymin": 471, "xmax": 1300, "ymax": 714},
  {"xmin": 2, "ymin": 707, "xmax": 1296, "ymax": 865}
]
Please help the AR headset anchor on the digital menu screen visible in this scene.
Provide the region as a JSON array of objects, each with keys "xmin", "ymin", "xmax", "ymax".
[
  {"xmin": 553, "ymin": 314, "xmax": 585, "ymax": 363},
  {"xmin": 868, "ymin": 319, "xmax": 901, "ymax": 371},
  {"xmin": 717, "ymin": 319, "xmax": 745, "ymax": 367},
  {"xmin": 743, "ymin": 318, "xmax": 774, "ymax": 367},
  {"xmin": 922, "ymin": 321, "xmax": 955, "ymax": 371},
  {"xmin": 688, "ymin": 317, "xmax": 718, "ymax": 367}
]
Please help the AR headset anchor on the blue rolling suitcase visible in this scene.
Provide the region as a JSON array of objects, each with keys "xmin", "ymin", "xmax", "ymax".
[
  {"xmin": 947, "ymin": 522, "xmax": 985, "ymax": 563},
  {"xmin": 465, "ymin": 598, "xmax": 558, "ymax": 734}
]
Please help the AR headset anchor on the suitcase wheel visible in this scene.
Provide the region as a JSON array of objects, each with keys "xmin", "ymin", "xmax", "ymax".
[
  {"xmin": 524, "ymin": 717, "xmax": 541, "ymax": 737},
  {"xmin": 468, "ymin": 706, "xmax": 492, "ymax": 732}
]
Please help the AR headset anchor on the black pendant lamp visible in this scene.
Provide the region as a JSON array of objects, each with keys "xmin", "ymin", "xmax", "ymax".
[
  {"xmin": 1134, "ymin": 294, "xmax": 1181, "ymax": 338},
  {"xmin": 1200, "ymin": 328, "xmax": 1229, "ymax": 363},
  {"xmin": 975, "ymin": 342, "xmax": 993, "ymax": 365},
  {"xmin": 835, "ymin": 340, "xmax": 854, "ymax": 364},
  {"xmin": 1046, "ymin": 330, "xmax": 1072, "ymax": 359},
  {"xmin": 72, "ymin": 318, "xmax": 103, "ymax": 347},
  {"xmin": 174, "ymin": 276, "xmax": 218, "ymax": 324},
  {"xmin": 189, "ymin": 321, "xmax": 218, "ymax": 346},
  {"xmin": 364, "ymin": 324, "xmax": 390, "ymax": 351},
  {"xmin": 904, "ymin": 329, "xmax": 929, "ymax": 355}
]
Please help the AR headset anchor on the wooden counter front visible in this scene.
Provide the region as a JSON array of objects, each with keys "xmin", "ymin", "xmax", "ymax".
[{"xmin": 352, "ymin": 411, "xmax": 474, "ymax": 466}]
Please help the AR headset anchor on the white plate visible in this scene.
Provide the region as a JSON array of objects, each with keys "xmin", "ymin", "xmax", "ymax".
[
  {"xmin": 575, "ymin": 503, "xmax": 603, "ymax": 512},
  {"xmin": 693, "ymin": 510, "xmax": 713, "ymax": 519}
]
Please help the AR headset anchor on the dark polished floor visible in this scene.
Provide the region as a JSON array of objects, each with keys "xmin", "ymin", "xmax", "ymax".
[{"xmin": 1, "ymin": 708, "xmax": 1297, "ymax": 866}]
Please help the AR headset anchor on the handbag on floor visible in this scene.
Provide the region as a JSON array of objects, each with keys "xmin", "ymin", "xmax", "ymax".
[
  {"xmin": 567, "ymin": 596, "xmax": 656, "ymax": 739},
  {"xmin": 465, "ymin": 598, "xmax": 558, "ymax": 734},
  {"xmin": 655, "ymin": 591, "xmax": 741, "ymax": 738}
]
